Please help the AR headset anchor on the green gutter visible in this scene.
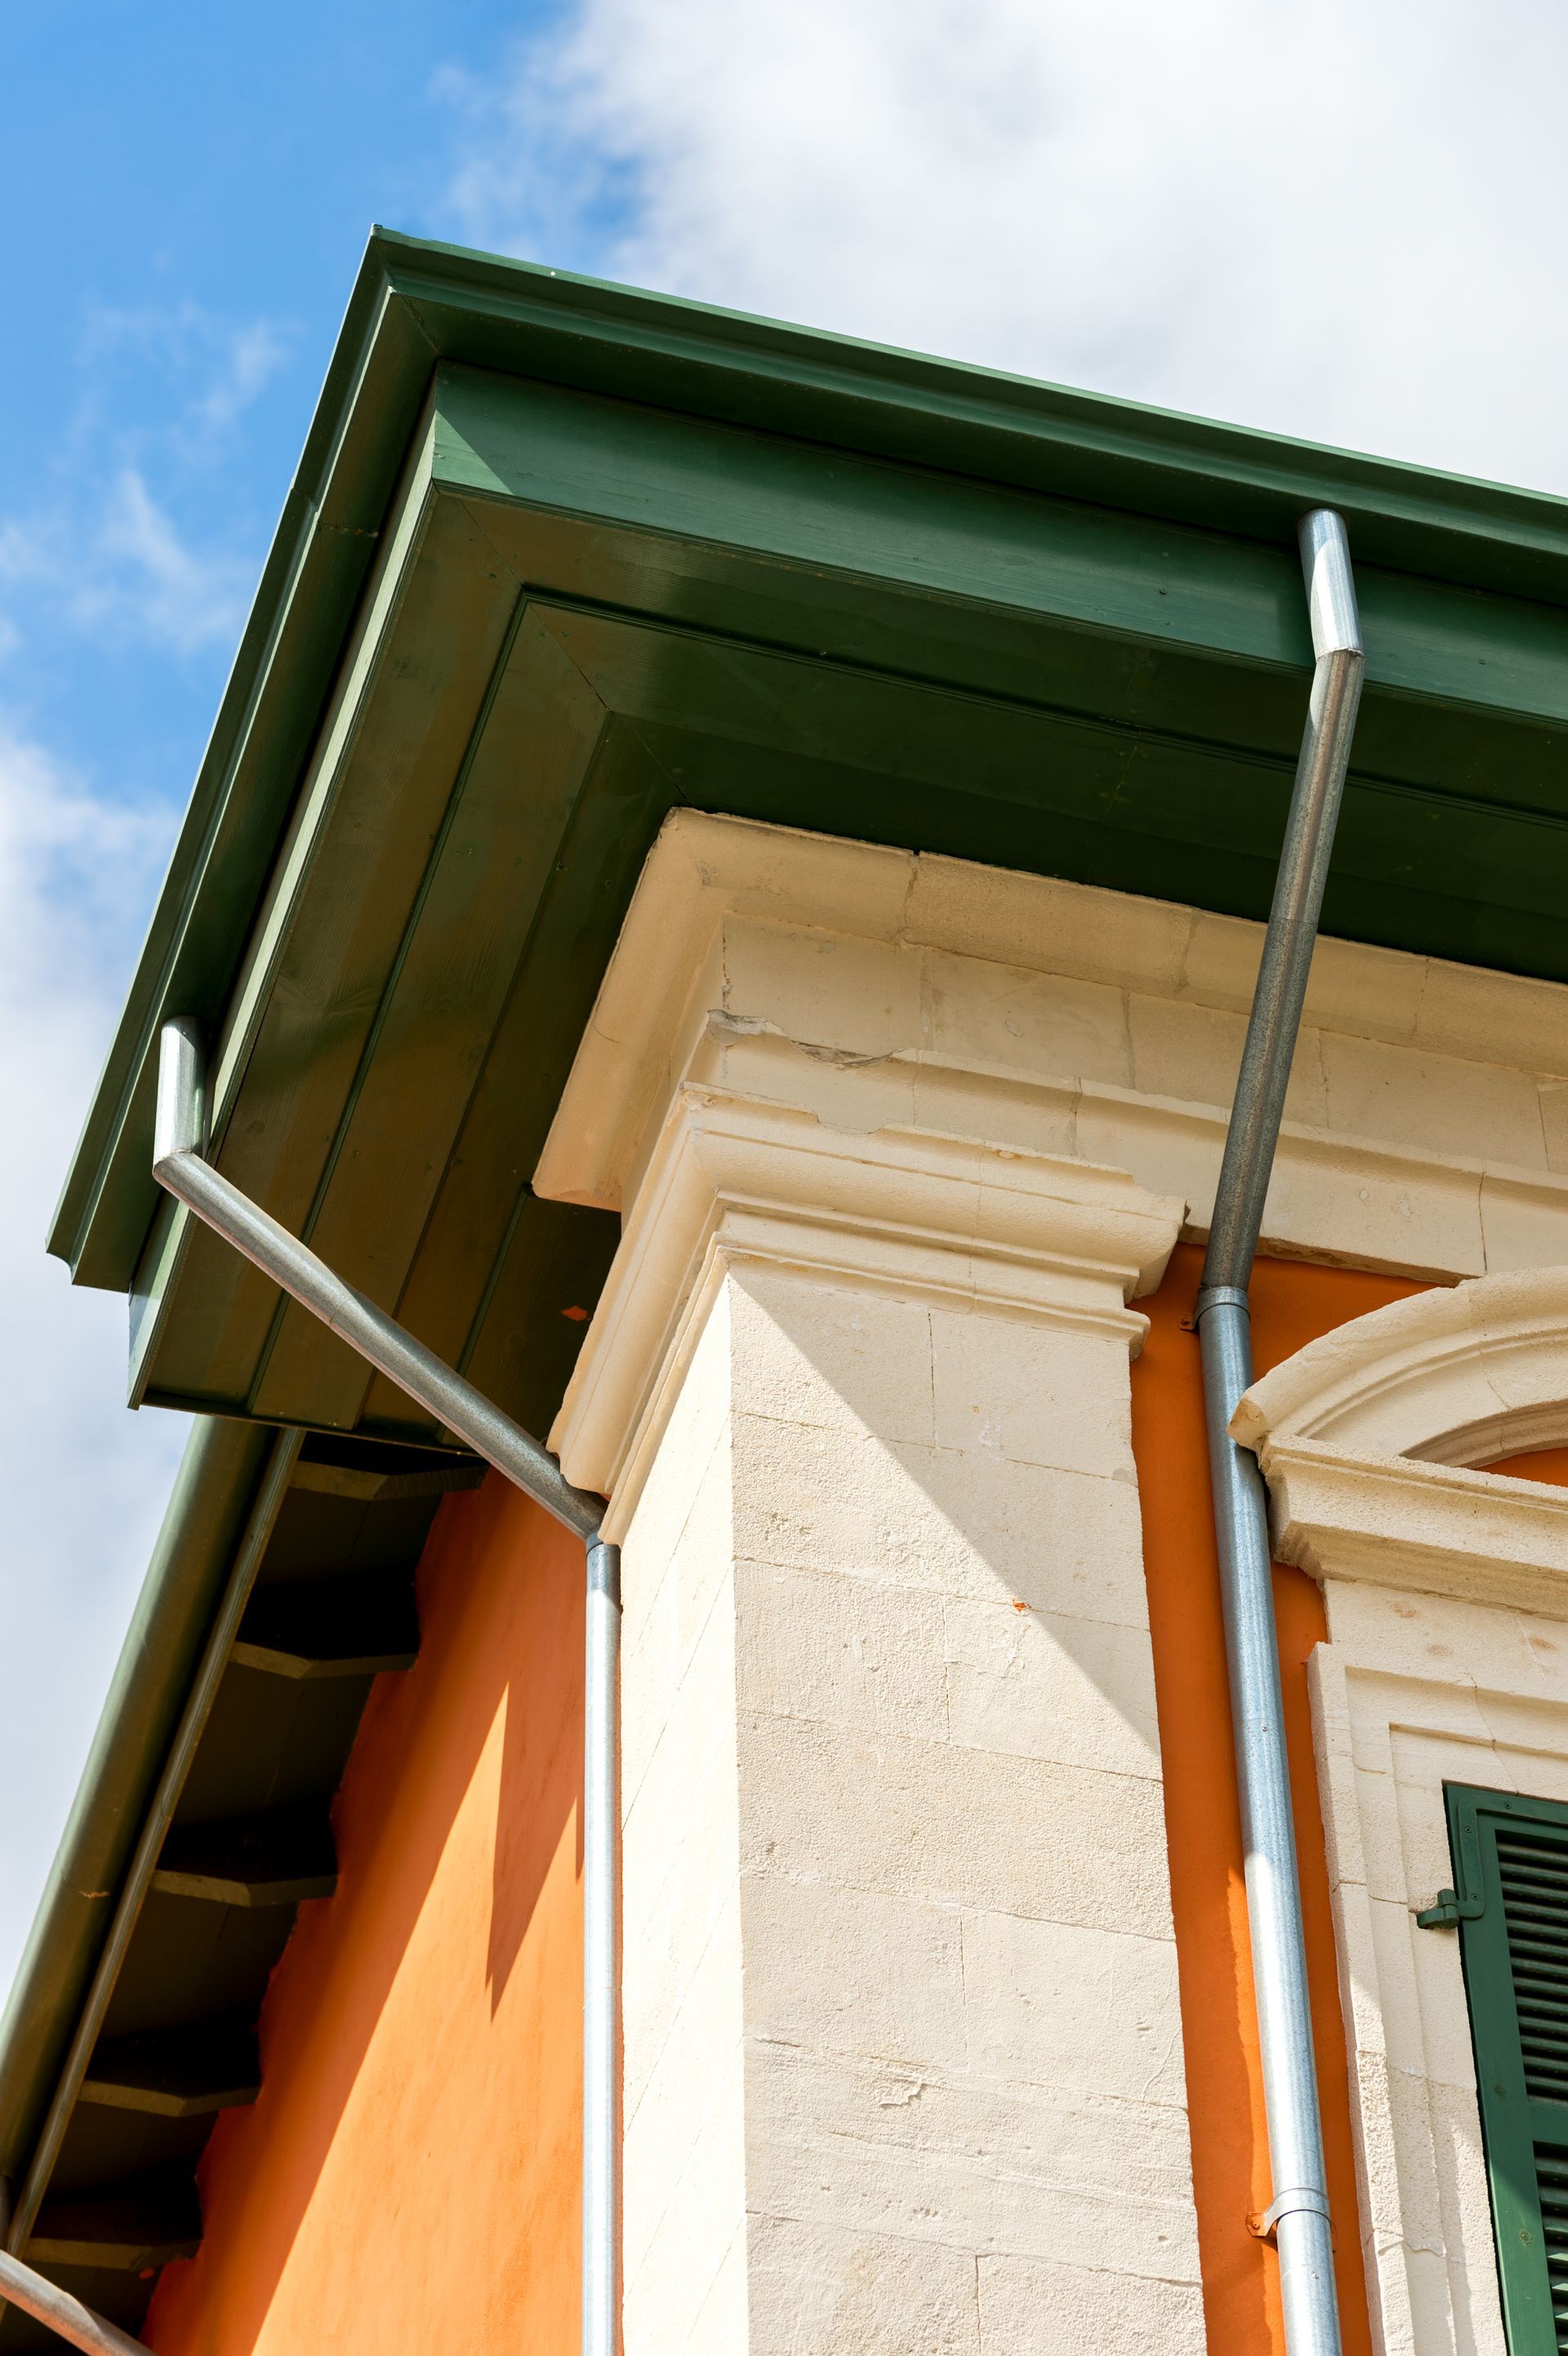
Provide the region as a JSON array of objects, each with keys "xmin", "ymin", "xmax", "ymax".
[{"xmin": 0, "ymin": 1419, "xmax": 277, "ymax": 2192}]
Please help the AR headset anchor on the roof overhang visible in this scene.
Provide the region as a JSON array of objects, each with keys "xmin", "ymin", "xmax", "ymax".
[{"xmin": 51, "ymin": 227, "xmax": 1568, "ymax": 1445}]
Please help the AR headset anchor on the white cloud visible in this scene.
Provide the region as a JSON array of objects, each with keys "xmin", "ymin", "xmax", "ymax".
[
  {"xmin": 440, "ymin": 0, "xmax": 1568, "ymax": 495},
  {"xmin": 193, "ymin": 317, "xmax": 294, "ymax": 431},
  {"xmin": 80, "ymin": 301, "xmax": 295, "ymax": 437},
  {"xmin": 0, "ymin": 729, "xmax": 187, "ymax": 1997},
  {"xmin": 0, "ymin": 298, "xmax": 283, "ymax": 667},
  {"xmin": 95, "ymin": 467, "xmax": 255, "ymax": 652},
  {"xmin": 0, "ymin": 469, "xmax": 253, "ymax": 658}
]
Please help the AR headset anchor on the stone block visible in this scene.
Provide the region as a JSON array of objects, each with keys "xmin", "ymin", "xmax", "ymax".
[
  {"xmin": 929, "ymin": 1312, "xmax": 1134, "ymax": 1479},
  {"xmin": 738, "ymin": 1712, "xmax": 1174, "ymax": 1941},
  {"xmin": 622, "ymin": 1587, "xmax": 741, "ymax": 2061},
  {"xmin": 975, "ymin": 2250, "xmax": 1206, "ymax": 2355},
  {"xmin": 1266, "ymin": 1132, "xmax": 1486, "ymax": 1280},
  {"xmin": 1367, "ymin": 1894, "xmax": 1428, "ymax": 2081},
  {"xmin": 729, "ymin": 1415, "xmax": 1152, "ymax": 1624},
  {"xmin": 626, "ymin": 1967, "xmax": 744, "ymax": 2282},
  {"xmin": 1542, "ymin": 1081, "xmax": 1568, "ymax": 1176},
  {"xmin": 942, "ymin": 1597, "xmax": 1161, "ymax": 1780},
  {"xmin": 721, "ymin": 915, "xmax": 923, "ymax": 1057},
  {"xmin": 910, "ymin": 1060, "xmax": 1080, "ymax": 1165},
  {"xmin": 1426, "ymin": 2075, "xmax": 1509, "ymax": 2351},
  {"xmin": 625, "ymin": 2049, "xmax": 746, "ymax": 2354},
  {"xmin": 746, "ymin": 2041, "xmax": 1200, "ymax": 2282},
  {"xmin": 742, "ymin": 1877, "xmax": 969, "ymax": 2072},
  {"xmin": 685, "ymin": 2226, "xmax": 749, "ymax": 2356},
  {"xmin": 1129, "ymin": 994, "xmax": 1328, "ymax": 1127},
  {"xmin": 747, "ymin": 2212, "xmax": 982, "ymax": 2356},
  {"xmin": 1414, "ymin": 957, "xmax": 1568, "ymax": 1079},
  {"xmin": 736, "ymin": 1560, "xmax": 950, "ymax": 1741},
  {"xmin": 1304, "ymin": 934, "xmax": 1430, "ymax": 1046},
  {"xmin": 622, "ymin": 1435, "xmax": 735, "ymax": 1806},
  {"xmin": 1480, "ymin": 1168, "xmax": 1568, "ymax": 1275},
  {"xmin": 904, "ymin": 856, "xmax": 1192, "ymax": 997},
  {"xmin": 958, "ymin": 1910, "xmax": 1185, "ymax": 2108},
  {"xmin": 1321, "ymin": 1031, "xmax": 1547, "ymax": 1171},
  {"xmin": 921, "ymin": 949, "xmax": 1133, "ymax": 1088},
  {"xmin": 618, "ymin": 1281, "xmax": 733, "ymax": 1617},
  {"xmin": 730, "ymin": 1268, "xmax": 938, "ymax": 1447}
]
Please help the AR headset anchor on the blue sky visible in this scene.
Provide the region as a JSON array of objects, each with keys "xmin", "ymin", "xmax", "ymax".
[
  {"xmin": 0, "ymin": 2, "xmax": 569, "ymax": 811},
  {"xmin": 4, "ymin": 0, "xmax": 1568, "ymax": 1995},
  {"xmin": 0, "ymin": 0, "xmax": 591, "ymax": 1991}
]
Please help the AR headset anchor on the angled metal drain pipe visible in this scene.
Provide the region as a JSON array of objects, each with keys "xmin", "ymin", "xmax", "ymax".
[
  {"xmin": 0, "ymin": 2247, "xmax": 158, "ymax": 2356},
  {"xmin": 151, "ymin": 1019, "xmax": 621, "ymax": 2356},
  {"xmin": 1196, "ymin": 509, "xmax": 1363, "ymax": 2356}
]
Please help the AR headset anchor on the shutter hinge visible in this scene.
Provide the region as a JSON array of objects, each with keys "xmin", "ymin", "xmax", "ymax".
[
  {"xmin": 1416, "ymin": 1887, "xmax": 1481, "ymax": 1927},
  {"xmin": 1418, "ymin": 1809, "xmax": 1486, "ymax": 1927}
]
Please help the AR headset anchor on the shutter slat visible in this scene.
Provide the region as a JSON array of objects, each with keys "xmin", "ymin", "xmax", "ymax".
[
  {"xmin": 1499, "ymin": 1840, "xmax": 1568, "ymax": 2143},
  {"xmin": 1450, "ymin": 1789, "xmax": 1568, "ymax": 2351},
  {"xmin": 1539, "ymin": 2139, "xmax": 1568, "ymax": 2349}
]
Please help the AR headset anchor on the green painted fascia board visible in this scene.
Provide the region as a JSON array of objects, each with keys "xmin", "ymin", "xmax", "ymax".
[
  {"xmin": 381, "ymin": 230, "xmax": 1568, "ymax": 603},
  {"xmin": 0, "ymin": 1419, "xmax": 282, "ymax": 2188},
  {"xmin": 48, "ymin": 222, "xmax": 1568, "ymax": 1290},
  {"xmin": 47, "ymin": 261, "xmax": 437, "ymax": 1283},
  {"xmin": 434, "ymin": 364, "xmax": 1568, "ymax": 732}
]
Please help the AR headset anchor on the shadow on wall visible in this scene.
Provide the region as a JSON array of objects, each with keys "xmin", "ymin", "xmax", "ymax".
[{"xmin": 144, "ymin": 1478, "xmax": 586, "ymax": 2356}]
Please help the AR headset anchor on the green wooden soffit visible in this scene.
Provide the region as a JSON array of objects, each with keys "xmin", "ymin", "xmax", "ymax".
[{"xmin": 47, "ymin": 227, "xmax": 1568, "ymax": 1450}]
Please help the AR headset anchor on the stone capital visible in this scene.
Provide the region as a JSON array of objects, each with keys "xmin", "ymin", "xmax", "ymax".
[{"xmin": 549, "ymin": 1073, "xmax": 1182, "ymax": 1533}]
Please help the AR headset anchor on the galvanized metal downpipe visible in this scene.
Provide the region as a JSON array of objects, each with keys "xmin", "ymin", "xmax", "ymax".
[
  {"xmin": 152, "ymin": 1020, "xmax": 621, "ymax": 2356},
  {"xmin": 1196, "ymin": 509, "xmax": 1362, "ymax": 2356},
  {"xmin": 582, "ymin": 1537, "xmax": 621, "ymax": 2356},
  {"xmin": 0, "ymin": 2247, "xmax": 158, "ymax": 2356}
]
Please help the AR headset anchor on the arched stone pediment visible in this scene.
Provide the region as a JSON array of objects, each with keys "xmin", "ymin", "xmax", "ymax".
[
  {"xmin": 1232, "ymin": 1265, "xmax": 1568, "ymax": 1469},
  {"xmin": 1234, "ymin": 1266, "xmax": 1568, "ymax": 2356}
]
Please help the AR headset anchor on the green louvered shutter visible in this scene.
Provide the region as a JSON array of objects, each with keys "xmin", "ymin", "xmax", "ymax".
[{"xmin": 1440, "ymin": 1786, "xmax": 1568, "ymax": 2353}]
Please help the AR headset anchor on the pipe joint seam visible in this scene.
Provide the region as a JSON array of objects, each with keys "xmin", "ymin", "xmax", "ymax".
[
  {"xmin": 1195, "ymin": 1284, "xmax": 1251, "ymax": 1323},
  {"xmin": 586, "ymin": 1541, "xmax": 621, "ymax": 1605}
]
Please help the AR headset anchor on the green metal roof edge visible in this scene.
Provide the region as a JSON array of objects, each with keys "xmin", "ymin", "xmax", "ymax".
[
  {"xmin": 370, "ymin": 228, "xmax": 1568, "ymax": 576},
  {"xmin": 48, "ymin": 222, "xmax": 1568, "ymax": 1280},
  {"xmin": 0, "ymin": 1419, "xmax": 283, "ymax": 2191}
]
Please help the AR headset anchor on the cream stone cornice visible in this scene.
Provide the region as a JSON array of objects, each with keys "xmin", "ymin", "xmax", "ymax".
[
  {"xmin": 547, "ymin": 1079, "xmax": 1183, "ymax": 1533},
  {"xmin": 1233, "ymin": 1265, "xmax": 1568, "ymax": 1466},
  {"xmin": 1258, "ymin": 1436, "xmax": 1568, "ymax": 1617},
  {"xmin": 535, "ymin": 810, "xmax": 1568, "ymax": 1286}
]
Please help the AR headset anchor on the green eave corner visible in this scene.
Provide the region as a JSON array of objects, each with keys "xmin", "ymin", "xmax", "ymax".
[{"xmin": 47, "ymin": 224, "xmax": 1568, "ymax": 1457}]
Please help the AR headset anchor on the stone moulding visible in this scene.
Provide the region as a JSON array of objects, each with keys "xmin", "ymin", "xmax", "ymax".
[
  {"xmin": 537, "ymin": 809, "xmax": 1568, "ymax": 1287},
  {"xmin": 547, "ymin": 1081, "xmax": 1183, "ymax": 1532},
  {"xmin": 1234, "ymin": 1264, "xmax": 1568, "ymax": 1466},
  {"xmin": 537, "ymin": 810, "xmax": 1568, "ymax": 1225},
  {"xmin": 1258, "ymin": 1438, "xmax": 1568, "ymax": 1618}
]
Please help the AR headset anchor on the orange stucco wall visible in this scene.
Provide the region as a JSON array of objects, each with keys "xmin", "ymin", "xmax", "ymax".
[
  {"xmin": 146, "ymin": 1242, "xmax": 1543, "ymax": 2356},
  {"xmin": 1131, "ymin": 1242, "xmax": 1427, "ymax": 2356},
  {"xmin": 145, "ymin": 1477, "xmax": 585, "ymax": 2356}
]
